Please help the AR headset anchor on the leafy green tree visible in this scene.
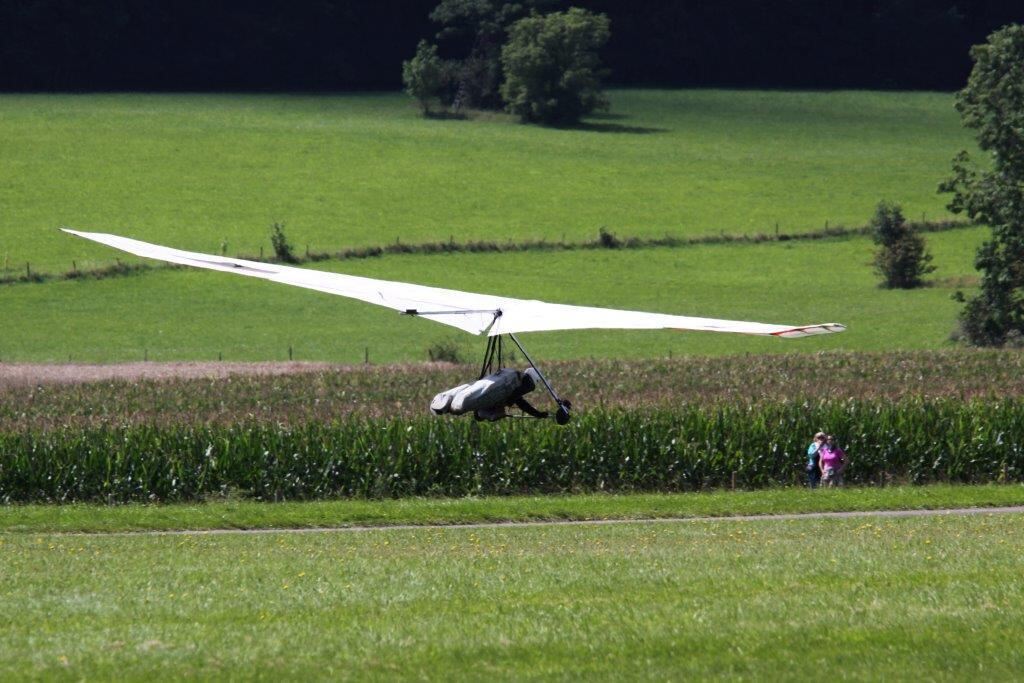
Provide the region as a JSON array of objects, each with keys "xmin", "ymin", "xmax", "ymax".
[
  {"xmin": 940, "ymin": 24, "xmax": 1024, "ymax": 346},
  {"xmin": 871, "ymin": 201, "xmax": 935, "ymax": 289},
  {"xmin": 500, "ymin": 8, "xmax": 610, "ymax": 125},
  {"xmin": 429, "ymin": 0, "xmax": 556, "ymax": 110},
  {"xmin": 402, "ymin": 40, "xmax": 446, "ymax": 114}
]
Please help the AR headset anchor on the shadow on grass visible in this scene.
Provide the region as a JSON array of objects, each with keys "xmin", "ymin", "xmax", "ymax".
[
  {"xmin": 420, "ymin": 108, "xmax": 664, "ymax": 133},
  {"xmin": 573, "ymin": 121, "xmax": 667, "ymax": 134},
  {"xmin": 556, "ymin": 113, "xmax": 667, "ymax": 134},
  {"xmin": 424, "ymin": 110, "xmax": 467, "ymax": 121}
]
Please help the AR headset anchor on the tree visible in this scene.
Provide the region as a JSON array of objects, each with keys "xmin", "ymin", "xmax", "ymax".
[
  {"xmin": 402, "ymin": 40, "xmax": 446, "ymax": 114},
  {"xmin": 939, "ymin": 24, "xmax": 1024, "ymax": 346},
  {"xmin": 270, "ymin": 222, "xmax": 297, "ymax": 264},
  {"xmin": 500, "ymin": 8, "xmax": 610, "ymax": 125},
  {"xmin": 428, "ymin": 0, "xmax": 556, "ymax": 110},
  {"xmin": 870, "ymin": 201, "xmax": 935, "ymax": 289}
]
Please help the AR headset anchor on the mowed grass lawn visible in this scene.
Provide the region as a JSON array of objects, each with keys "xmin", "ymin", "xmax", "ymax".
[
  {"xmin": 1, "ymin": 513, "xmax": 1021, "ymax": 680},
  {"xmin": 2, "ymin": 225, "xmax": 985, "ymax": 362},
  {"xmin": 3, "ymin": 485, "xmax": 1023, "ymax": 534},
  {"xmin": 2, "ymin": 90, "xmax": 971, "ymax": 274}
]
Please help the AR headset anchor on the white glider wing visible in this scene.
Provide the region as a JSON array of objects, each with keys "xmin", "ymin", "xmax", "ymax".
[{"xmin": 62, "ymin": 229, "xmax": 845, "ymax": 339}]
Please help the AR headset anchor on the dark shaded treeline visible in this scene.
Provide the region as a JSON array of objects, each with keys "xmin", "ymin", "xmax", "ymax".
[
  {"xmin": 0, "ymin": 0, "xmax": 437, "ymax": 90},
  {"xmin": 592, "ymin": 0, "xmax": 1021, "ymax": 89},
  {"xmin": 1, "ymin": 0, "xmax": 1021, "ymax": 91}
]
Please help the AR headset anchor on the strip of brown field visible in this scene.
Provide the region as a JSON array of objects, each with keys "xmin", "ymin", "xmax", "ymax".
[
  {"xmin": 2, "ymin": 351, "xmax": 1023, "ymax": 429},
  {"xmin": 0, "ymin": 361, "xmax": 336, "ymax": 387},
  {"xmin": 0, "ymin": 360, "xmax": 459, "ymax": 388}
]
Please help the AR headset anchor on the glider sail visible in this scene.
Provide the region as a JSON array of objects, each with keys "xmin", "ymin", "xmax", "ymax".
[{"xmin": 62, "ymin": 229, "xmax": 845, "ymax": 339}]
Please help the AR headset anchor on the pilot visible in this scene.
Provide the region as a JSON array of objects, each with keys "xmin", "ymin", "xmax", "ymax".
[
  {"xmin": 431, "ymin": 367, "xmax": 571, "ymax": 423},
  {"xmin": 473, "ymin": 368, "xmax": 549, "ymax": 421}
]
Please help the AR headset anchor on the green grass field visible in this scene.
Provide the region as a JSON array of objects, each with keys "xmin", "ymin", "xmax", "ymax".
[
  {"xmin": 2, "ymin": 506, "xmax": 1021, "ymax": 679},
  {"xmin": 2, "ymin": 485, "xmax": 1022, "ymax": 533},
  {"xmin": 0, "ymin": 89, "xmax": 984, "ymax": 362},
  {"xmin": 3, "ymin": 89, "xmax": 971, "ymax": 274}
]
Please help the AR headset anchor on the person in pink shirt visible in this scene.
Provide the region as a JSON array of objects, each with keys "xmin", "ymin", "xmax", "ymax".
[{"xmin": 818, "ymin": 434, "xmax": 847, "ymax": 487}]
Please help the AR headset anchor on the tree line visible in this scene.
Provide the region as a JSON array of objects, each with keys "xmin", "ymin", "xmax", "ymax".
[{"xmin": 1, "ymin": 0, "xmax": 1020, "ymax": 91}]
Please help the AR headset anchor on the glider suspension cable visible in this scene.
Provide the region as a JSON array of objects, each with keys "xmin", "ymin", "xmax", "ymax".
[
  {"xmin": 479, "ymin": 335, "xmax": 499, "ymax": 379},
  {"xmin": 477, "ymin": 311, "xmax": 507, "ymax": 378},
  {"xmin": 478, "ymin": 334, "xmax": 503, "ymax": 377},
  {"xmin": 478, "ymin": 336, "xmax": 492, "ymax": 379}
]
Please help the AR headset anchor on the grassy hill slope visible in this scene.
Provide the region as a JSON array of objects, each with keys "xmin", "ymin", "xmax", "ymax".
[{"xmin": 2, "ymin": 90, "xmax": 971, "ymax": 274}]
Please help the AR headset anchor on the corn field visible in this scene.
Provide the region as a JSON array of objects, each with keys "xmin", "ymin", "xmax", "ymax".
[
  {"xmin": 4, "ymin": 351, "xmax": 1024, "ymax": 429},
  {"xmin": 2, "ymin": 399, "xmax": 1022, "ymax": 503}
]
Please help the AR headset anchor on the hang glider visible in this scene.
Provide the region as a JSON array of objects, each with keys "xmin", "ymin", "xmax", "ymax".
[
  {"xmin": 62, "ymin": 228, "xmax": 845, "ymax": 424},
  {"xmin": 61, "ymin": 229, "xmax": 845, "ymax": 339}
]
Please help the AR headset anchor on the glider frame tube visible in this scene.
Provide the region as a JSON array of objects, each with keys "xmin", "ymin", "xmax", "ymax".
[{"xmin": 507, "ymin": 333, "xmax": 563, "ymax": 407}]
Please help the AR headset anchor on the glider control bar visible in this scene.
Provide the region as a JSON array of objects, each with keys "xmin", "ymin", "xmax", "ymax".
[
  {"xmin": 506, "ymin": 332, "xmax": 571, "ymax": 424},
  {"xmin": 402, "ymin": 308, "xmax": 502, "ymax": 316},
  {"xmin": 403, "ymin": 308, "xmax": 503, "ymax": 335}
]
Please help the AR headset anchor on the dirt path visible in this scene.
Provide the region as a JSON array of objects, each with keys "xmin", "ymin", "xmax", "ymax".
[
  {"xmin": 42, "ymin": 504, "xmax": 1024, "ymax": 537},
  {"xmin": 0, "ymin": 361, "xmax": 338, "ymax": 387}
]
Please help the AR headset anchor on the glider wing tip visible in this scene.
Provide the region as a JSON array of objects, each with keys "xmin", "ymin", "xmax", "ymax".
[
  {"xmin": 61, "ymin": 227, "xmax": 98, "ymax": 239},
  {"xmin": 771, "ymin": 322, "xmax": 847, "ymax": 338}
]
